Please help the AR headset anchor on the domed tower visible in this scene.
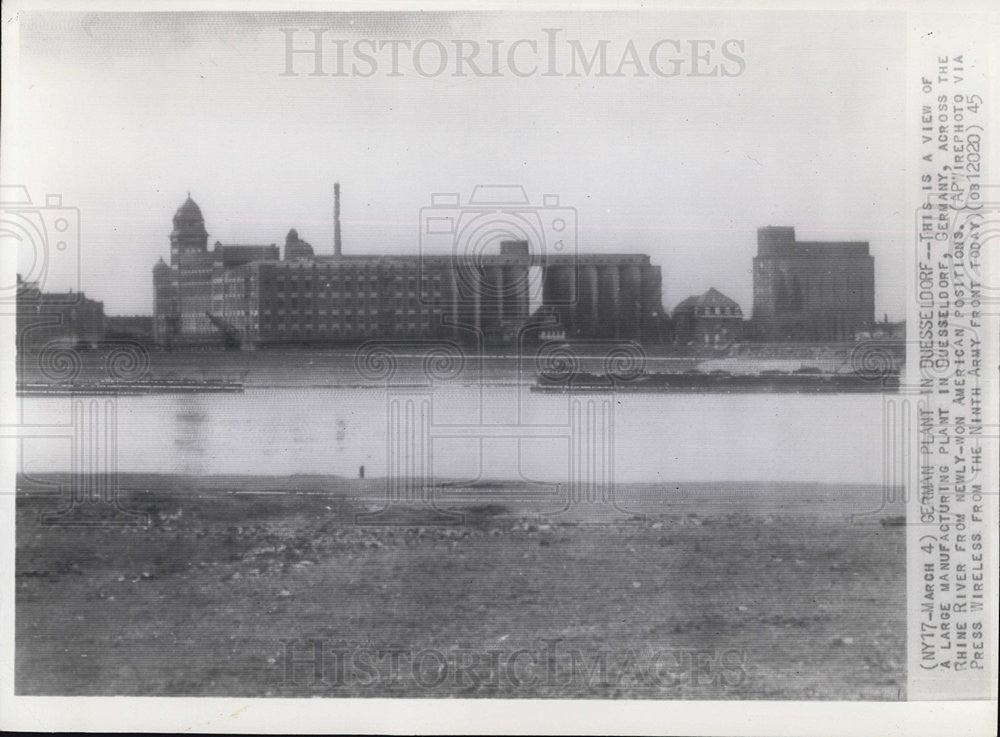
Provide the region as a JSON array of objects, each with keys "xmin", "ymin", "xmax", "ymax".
[
  {"xmin": 153, "ymin": 255, "xmax": 171, "ymax": 279},
  {"xmin": 169, "ymin": 195, "xmax": 208, "ymax": 266},
  {"xmin": 284, "ymin": 228, "xmax": 315, "ymax": 261}
]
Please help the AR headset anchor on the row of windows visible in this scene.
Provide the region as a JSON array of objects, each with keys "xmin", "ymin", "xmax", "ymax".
[
  {"xmin": 258, "ymin": 295, "xmax": 443, "ymax": 309},
  {"xmin": 263, "ymin": 291, "xmax": 381, "ymax": 300},
  {"xmin": 260, "ymin": 307, "xmax": 437, "ymax": 315},
  {"xmin": 266, "ymin": 324, "xmax": 376, "ymax": 335},
  {"xmin": 696, "ymin": 306, "xmax": 740, "ymax": 317},
  {"xmin": 263, "ymin": 271, "xmax": 447, "ymax": 282},
  {"xmin": 258, "ymin": 286, "xmax": 445, "ymax": 297},
  {"xmin": 264, "ymin": 323, "xmax": 434, "ymax": 335},
  {"xmin": 261, "ymin": 311, "xmax": 436, "ymax": 323},
  {"xmin": 271, "ymin": 271, "xmax": 377, "ymax": 279},
  {"xmin": 264, "ymin": 309, "xmax": 375, "ymax": 316}
]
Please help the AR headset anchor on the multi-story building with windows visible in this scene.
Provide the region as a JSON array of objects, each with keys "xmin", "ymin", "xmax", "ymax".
[
  {"xmin": 153, "ymin": 197, "xmax": 665, "ymax": 348},
  {"xmin": 214, "ymin": 247, "xmax": 533, "ymax": 346},
  {"xmin": 751, "ymin": 226, "xmax": 875, "ymax": 342},
  {"xmin": 153, "ymin": 196, "xmax": 279, "ymax": 347}
]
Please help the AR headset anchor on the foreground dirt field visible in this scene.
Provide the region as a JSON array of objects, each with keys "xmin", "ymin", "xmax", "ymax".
[{"xmin": 16, "ymin": 475, "xmax": 905, "ymax": 699}]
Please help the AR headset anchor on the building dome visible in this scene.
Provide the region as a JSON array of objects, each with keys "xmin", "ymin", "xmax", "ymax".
[
  {"xmin": 171, "ymin": 195, "xmax": 208, "ymax": 240},
  {"xmin": 284, "ymin": 228, "xmax": 314, "ymax": 261}
]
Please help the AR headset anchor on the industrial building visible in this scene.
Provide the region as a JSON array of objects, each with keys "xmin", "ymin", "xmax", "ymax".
[
  {"xmin": 16, "ymin": 274, "xmax": 106, "ymax": 348},
  {"xmin": 104, "ymin": 315, "xmax": 155, "ymax": 345},
  {"xmin": 153, "ymin": 196, "xmax": 279, "ymax": 347},
  {"xmin": 153, "ymin": 195, "xmax": 664, "ymax": 349},
  {"xmin": 751, "ymin": 226, "xmax": 874, "ymax": 342},
  {"xmin": 539, "ymin": 251, "xmax": 663, "ymax": 342}
]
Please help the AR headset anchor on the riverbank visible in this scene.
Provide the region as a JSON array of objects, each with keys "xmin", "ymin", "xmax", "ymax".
[
  {"xmin": 16, "ymin": 342, "xmax": 893, "ymax": 387},
  {"xmin": 17, "ymin": 474, "xmax": 905, "ymax": 699}
]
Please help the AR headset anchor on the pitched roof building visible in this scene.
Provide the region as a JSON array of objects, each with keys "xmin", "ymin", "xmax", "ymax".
[{"xmin": 673, "ymin": 287, "xmax": 743, "ymax": 346}]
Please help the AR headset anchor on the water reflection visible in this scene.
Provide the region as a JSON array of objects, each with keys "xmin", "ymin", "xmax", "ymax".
[
  {"xmin": 20, "ymin": 385, "xmax": 886, "ymax": 485},
  {"xmin": 173, "ymin": 397, "xmax": 208, "ymax": 474}
]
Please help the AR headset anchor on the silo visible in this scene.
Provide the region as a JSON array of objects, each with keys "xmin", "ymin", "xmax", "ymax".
[
  {"xmin": 482, "ymin": 264, "xmax": 503, "ymax": 314},
  {"xmin": 454, "ymin": 263, "xmax": 482, "ymax": 337},
  {"xmin": 597, "ymin": 265, "xmax": 621, "ymax": 338},
  {"xmin": 576, "ymin": 264, "xmax": 599, "ymax": 337},
  {"xmin": 542, "ymin": 265, "xmax": 557, "ymax": 306},
  {"xmin": 640, "ymin": 265, "xmax": 663, "ymax": 341},
  {"xmin": 444, "ymin": 261, "xmax": 461, "ymax": 339},
  {"xmin": 482, "ymin": 264, "xmax": 505, "ymax": 339},
  {"xmin": 471, "ymin": 264, "xmax": 484, "ymax": 335},
  {"xmin": 543, "ymin": 264, "xmax": 577, "ymax": 335},
  {"xmin": 557, "ymin": 264, "xmax": 577, "ymax": 335},
  {"xmin": 503, "ymin": 264, "xmax": 529, "ymax": 323},
  {"xmin": 620, "ymin": 264, "xmax": 643, "ymax": 340}
]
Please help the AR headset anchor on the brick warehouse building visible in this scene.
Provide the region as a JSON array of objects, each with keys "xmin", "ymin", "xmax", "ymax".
[
  {"xmin": 17, "ymin": 274, "xmax": 106, "ymax": 348},
  {"xmin": 751, "ymin": 226, "xmax": 874, "ymax": 342},
  {"xmin": 153, "ymin": 197, "xmax": 664, "ymax": 348}
]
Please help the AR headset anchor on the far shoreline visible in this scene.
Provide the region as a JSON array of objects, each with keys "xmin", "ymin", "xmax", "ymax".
[{"xmin": 15, "ymin": 473, "xmax": 904, "ymax": 524}]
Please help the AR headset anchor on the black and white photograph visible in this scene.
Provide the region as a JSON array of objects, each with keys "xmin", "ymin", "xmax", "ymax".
[{"xmin": 1, "ymin": 2, "xmax": 996, "ymax": 734}]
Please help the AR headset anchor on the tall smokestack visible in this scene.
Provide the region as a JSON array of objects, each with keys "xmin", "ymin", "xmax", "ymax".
[{"xmin": 334, "ymin": 182, "xmax": 342, "ymax": 256}]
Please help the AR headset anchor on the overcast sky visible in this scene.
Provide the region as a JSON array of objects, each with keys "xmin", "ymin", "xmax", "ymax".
[{"xmin": 9, "ymin": 10, "xmax": 906, "ymax": 317}]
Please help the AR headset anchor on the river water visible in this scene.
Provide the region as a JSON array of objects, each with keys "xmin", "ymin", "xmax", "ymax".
[{"xmin": 19, "ymin": 383, "xmax": 889, "ymax": 484}]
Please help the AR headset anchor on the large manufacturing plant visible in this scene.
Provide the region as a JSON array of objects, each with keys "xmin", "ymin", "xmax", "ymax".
[
  {"xmin": 146, "ymin": 189, "xmax": 879, "ymax": 350},
  {"xmin": 152, "ymin": 189, "xmax": 664, "ymax": 349}
]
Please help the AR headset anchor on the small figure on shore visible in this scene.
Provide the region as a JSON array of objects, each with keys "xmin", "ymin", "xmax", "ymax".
[{"xmin": 359, "ymin": 465, "xmax": 365, "ymax": 479}]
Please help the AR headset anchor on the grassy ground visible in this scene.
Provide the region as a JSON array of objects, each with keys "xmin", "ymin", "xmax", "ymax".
[{"xmin": 16, "ymin": 474, "xmax": 905, "ymax": 699}]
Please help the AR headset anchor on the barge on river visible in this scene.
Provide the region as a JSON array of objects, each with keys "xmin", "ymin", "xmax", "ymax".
[
  {"xmin": 17, "ymin": 379, "xmax": 245, "ymax": 396},
  {"xmin": 533, "ymin": 369, "xmax": 898, "ymax": 394}
]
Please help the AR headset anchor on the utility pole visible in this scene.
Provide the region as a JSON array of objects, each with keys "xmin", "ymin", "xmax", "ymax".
[{"xmin": 334, "ymin": 182, "xmax": 342, "ymax": 256}]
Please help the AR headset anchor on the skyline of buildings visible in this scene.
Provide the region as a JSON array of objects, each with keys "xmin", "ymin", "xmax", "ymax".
[
  {"xmin": 152, "ymin": 196, "xmax": 665, "ymax": 349},
  {"xmin": 17, "ymin": 192, "xmax": 884, "ymax": 350}
]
